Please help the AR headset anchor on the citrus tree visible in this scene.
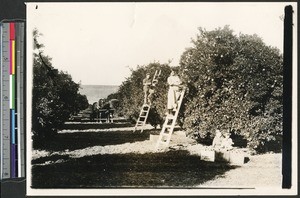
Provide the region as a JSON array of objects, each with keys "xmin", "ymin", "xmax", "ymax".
[
  {"xmin": 113, "ymin": 62, "xmax": 172, "ymax": 127},
  {"xmin": 32, "ymin": 30, "xmax": 89, "ymax": 140},
  {"xmin": 179, "ymin": 26, "xmax": 283, "ymax": 152}
]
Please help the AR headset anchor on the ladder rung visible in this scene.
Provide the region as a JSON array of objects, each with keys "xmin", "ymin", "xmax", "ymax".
[
  {"xmin": 166, "ymin": 116, "xmax": 175, "ymax": 119},
  {"xmin": 164, "ymin": 124, "xmax": 173, "ymax": 128},
  {"xmin": 162, "ymin": 133, "xmax": 171, "ymax": 137}
]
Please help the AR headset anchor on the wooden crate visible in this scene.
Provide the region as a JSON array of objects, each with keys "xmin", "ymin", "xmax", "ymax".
[
  {"xmin": 229, "ymin": 152, "xmax": 245, "ymax": 165},
  {"xmin": 149, "ymin": 134, "xmax": 159, "ymax": 142},
  {"xmin": 215, "ymin": 151, "xmax": 230, "ymax": 162},
  {"xmin": 215, "ymin": 150, "xmax": 245, "ymax": 165},
  {"xmin": 200, "ymin": 150, "xmax": 215, "ymax": 162}
]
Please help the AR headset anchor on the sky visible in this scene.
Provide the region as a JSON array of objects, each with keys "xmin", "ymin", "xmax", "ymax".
[{"xmin": 27, "ymin": 2, "xmax": 296, "ymax": 86}]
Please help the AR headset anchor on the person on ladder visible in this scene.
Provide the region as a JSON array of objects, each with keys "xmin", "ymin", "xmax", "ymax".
[
  {"xmin": 143, "ymin": 73, "xmax": 152, "ymax": 104},
  {"xmin": 167, "ymin": 69, "xmax": 182, "ymax": 115}
]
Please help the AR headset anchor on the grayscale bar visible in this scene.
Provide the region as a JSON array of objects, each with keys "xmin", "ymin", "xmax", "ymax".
[{"xmin": 19, "ymin": 22, "xmax": 25, "ymax": 177}]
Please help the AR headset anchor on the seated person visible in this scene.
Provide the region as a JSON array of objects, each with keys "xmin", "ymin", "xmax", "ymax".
[
  {"xmin": 220, "ymin": 133, "xmax": 234, "ymax": 150},
  {"xmin": 212, "ymin": 130, "xmax": 223, "ymax": 149}
]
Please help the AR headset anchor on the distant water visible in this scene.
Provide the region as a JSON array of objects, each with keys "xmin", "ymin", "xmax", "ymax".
[{"xmin": 79, "ymin": 85, "xmax": 119, "ymax": 104}]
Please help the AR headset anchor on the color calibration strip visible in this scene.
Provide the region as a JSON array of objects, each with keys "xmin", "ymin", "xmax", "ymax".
[
  {"xmin": 10, "ymin": 22, "xmax": 17, "ymax": 178},
  {"xmin": 0, "ymin": 21, "xmax": 25, "ymax": 179}
]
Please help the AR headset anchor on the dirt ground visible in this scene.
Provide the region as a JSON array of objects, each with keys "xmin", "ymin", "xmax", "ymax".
[
  {"xmin": 31, "ymin": 124, "xmax": 282, "ymax": 188},
  {"xmin": 200, "ymin": 153, "xmax": 282, "ymax": 188}
]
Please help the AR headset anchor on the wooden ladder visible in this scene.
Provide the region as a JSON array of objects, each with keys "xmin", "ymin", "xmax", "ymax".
[
  {"xmin": 152, "ymin": 70, "xmax": 161, "ymax": 86},
  {"xmin": 155, "ymin": 88, "xmax": 186, "ymax": 150},
  {"xmin": 133, "ymin": 70, "xmax": 161, "ymax": 132},
  {"xmin": 133, "ymin": 104, "xmax": 150, "ymax": 132}
]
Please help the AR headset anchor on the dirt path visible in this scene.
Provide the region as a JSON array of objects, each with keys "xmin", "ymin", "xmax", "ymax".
[
  {"xmin": 200, "ymin": 153, "xmax": 282, "ymax": 188},
  {"xmin": 32, "ymin": 136, "xmax": 196, "ymax": 160}
]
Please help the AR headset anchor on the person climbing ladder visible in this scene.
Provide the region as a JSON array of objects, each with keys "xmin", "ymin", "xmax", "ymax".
[
  {"xmin": 167, "ymin": 69, "xmax": 182, "ymax": 115},
  {"xmin": 143, "ymin": 70, "xmax": 161, "ymax": 105},
  {"xmin": 156, "ymin": 69, "xmax": 185, "ymax": 150},
  {"xmin": 143, "ymin": 73, "xmax": 152, "ymax": 104},
  {"xmin": 134, "ymin": 70, "xmax": 161, "ymax": 132}
]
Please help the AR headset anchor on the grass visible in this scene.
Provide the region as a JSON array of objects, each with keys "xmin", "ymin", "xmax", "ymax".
[{"xmin": 32, "ymin": 150, "xmax": 234, "ymax": 188}]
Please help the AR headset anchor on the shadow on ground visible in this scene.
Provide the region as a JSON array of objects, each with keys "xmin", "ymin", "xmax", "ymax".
[
  {"xmin": 62, "ymin": 122, "xmax": 133, "ymax": 130},
  {"xmin": 32, "ymin": 150, "xmax": 235, "ymax": 188},
  {"xmin": 33, "ymin": 130, "xmax": 152, "ymax": 152}
]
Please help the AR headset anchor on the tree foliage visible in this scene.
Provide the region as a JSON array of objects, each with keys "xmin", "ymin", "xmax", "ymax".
[
  {"xmin": 113, "ymin": 62, "xmax": 172, "ymax": 127},
  {"xmin": 179, "ymin": 26, "xmax": 283, "ymax": 152},
  {"xmin": 32, "ymin": 29, "xmax": 89, "ymax": 140}
]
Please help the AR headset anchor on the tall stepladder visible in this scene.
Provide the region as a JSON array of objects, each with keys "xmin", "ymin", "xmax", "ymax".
[
  {"xmin": 133, "ymin": 70, "xmax": 161, "ymax": 132},
  {"xmin": 155, "ymin": 88, "xmax": 186, "ymax": 150}
]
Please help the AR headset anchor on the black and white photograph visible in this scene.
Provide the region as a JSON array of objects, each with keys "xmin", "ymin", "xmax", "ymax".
[{"xmin": 26, "ymin": 2, "xmax": 297, "ymax": 196}]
